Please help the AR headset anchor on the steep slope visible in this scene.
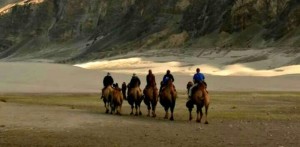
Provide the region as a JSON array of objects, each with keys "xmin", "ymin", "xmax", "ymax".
[{"xmin": 0, "ymin": 0, "xmax": 299, "ymax": 63}]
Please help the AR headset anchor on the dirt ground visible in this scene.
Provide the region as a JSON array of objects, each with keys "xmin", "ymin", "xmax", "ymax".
[{"xmin": 0, "ymin": 92, "xmax": 299, "ymax": 147}]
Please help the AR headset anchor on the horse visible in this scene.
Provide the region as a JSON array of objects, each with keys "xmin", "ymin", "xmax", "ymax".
[
  {"xmin": 159, "ymin": 79, "xmax": 177, "ymax": 120},
  {"xmin": 127, "ymin": 81, "xmax": 143, "ymax": 116},
  {"xmin": 143, "ymin": 85, "xmax": 158, "ymax": 117},
  {"xmin": 101, "ymin": 85, "xmax": 114, "ymax": 113},
  {"xmin": 111, "ymin": 83, "xmax": 123, "ymax": 115},
  {"xmin": 186, "ymin": 81, "xmax": 210, "ymax": 124}
]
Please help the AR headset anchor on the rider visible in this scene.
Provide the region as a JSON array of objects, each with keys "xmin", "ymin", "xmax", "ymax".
[
  {"xmin": 188, "ymin": 68, "xmax": 205, "ymax": 98},
  {"xmin": 103, "ymin": 72, "xmax": 114, "ymax": 89},
  {"xmin": 160, "ymin": 70, "xmax": 175, "ymax": 92},
  {"xmin": 146, "ymin": 69, "xmax": 156, "ymax": 88},
  {"xmin": 129, "ymin": 73, "xmax": 141, "ymax": 88},
  {"xmin": 102, "ymin": 72, "xmax": 114, "ymax": 99}
]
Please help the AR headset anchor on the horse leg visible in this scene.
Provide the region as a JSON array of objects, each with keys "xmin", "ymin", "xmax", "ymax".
[{"xmin": 204, "ymin": 104, "xmax": 209, "ymax": 124}]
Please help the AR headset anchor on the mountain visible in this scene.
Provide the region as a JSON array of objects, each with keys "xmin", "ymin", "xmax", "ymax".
[{"xmin": 0, "ymin": 0, "xmax": 299, "ymax": 63}]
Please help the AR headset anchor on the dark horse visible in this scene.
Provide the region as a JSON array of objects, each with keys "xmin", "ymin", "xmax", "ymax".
[
  {"xmin": 127, "ymin": 80, "xmax": 143, "ymax": 116},
  {"xmin": 186, "ymin": 81, "xmax": 210, "ymax": 124},
  {"xmin": 159, "ymin": 79, "xmax": 177, "ymax": 120}
]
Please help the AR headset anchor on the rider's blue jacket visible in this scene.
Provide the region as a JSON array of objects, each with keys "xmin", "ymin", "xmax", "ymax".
[{"xmin": 193, "ymin": 73, "xmax": 205, "ymax": 82}]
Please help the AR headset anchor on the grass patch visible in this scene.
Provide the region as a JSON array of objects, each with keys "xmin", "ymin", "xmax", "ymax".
[{"xmin": 1, "ymin": 92, "xmax": 300, "ymax": 121}]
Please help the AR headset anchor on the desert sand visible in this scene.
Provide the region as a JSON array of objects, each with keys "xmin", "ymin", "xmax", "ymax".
[
  {"xmin": 1, "ymin": 59, "xmax": 299, "ymax": 93},
  {"xmin": 1, "ymin": 93, "xmax": 299, "ymax": 147},
  {"xmin": 0, "ymin": 54, "xmax": 300, "ymax": 146}
]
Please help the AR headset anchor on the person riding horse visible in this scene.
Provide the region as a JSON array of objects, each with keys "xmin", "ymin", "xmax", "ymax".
[{"xmin": 188, "ymin": 68, "xmax": 206, "ymax": 99}]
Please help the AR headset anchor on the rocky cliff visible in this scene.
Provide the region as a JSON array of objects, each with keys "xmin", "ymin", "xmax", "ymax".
[{"xmin": 0, "ymin": 0, "xmax": 299, "ymax": 62}]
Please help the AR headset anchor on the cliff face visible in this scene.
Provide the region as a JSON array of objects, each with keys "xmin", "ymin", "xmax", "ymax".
[{"xmin": 0, "ymin": 0, "xmax": 299, "ymax": 62}]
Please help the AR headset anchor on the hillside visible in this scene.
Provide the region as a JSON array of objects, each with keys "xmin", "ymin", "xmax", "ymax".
[{"xmin": 0, "ymin": 0, "xmax": 299, "ymax": 63}]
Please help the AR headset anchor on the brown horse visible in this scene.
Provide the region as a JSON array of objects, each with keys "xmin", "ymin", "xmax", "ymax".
[
  {"xmin": 186, "ymin": 81, "xmax": 210, "ymax": 124},
  {"xmin": 143, "ymin": 85, "xmax": 158, "ymax": 117},
  {"xmin": 101, "ymin": 85, "xmax": 113, "ymax": 113},
  {"xmin": 127, "ymin": 81, "xmax": 143, "ymax": 116},
  {"xmin": 111, "ymin": 84, "xmax": 123, "ymax": 115},
  {"xmin": 159, "ymin": 79, "xmax": 177, "ymax": 120}
]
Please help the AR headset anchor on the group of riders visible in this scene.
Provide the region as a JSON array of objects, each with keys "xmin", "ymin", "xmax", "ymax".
[
  {"xmin": 101, "ymin": 68, "xmax": 209, "ymax": 123},
  {"xmin": 102, "ymin": 68, "xmax": 207, "ymax": 100}
]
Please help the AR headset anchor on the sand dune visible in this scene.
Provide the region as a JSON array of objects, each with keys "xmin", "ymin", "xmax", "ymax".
[
  {"xmin": 75, "ymin": 57, "xmax": 300, "ymax": 77},
  {"xmin": 0, "ymin": 62, "xmax": 299, "ymax": 93}
]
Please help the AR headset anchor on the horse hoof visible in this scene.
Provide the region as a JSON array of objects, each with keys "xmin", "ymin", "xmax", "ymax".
[
  {"xmin": 196, "ymin": 120, "xmax": 201, "ymax": 123},
  {"xmin": 152, "ymin": 114, "xmax": 156, "ymax": 118},
  {"xmin": 105, "ymin": 110, "xmax": 109, "ymax": 114},
  {"xmin": 130, "ymin": 112, "xmax": 134, "ymax": 115},
  {"xmin": 139, "ymin": 112, "xmax": 142, "ymax": 116},
  {"xmin": 205, "ymin": 121, "xmax": 209, "ymax": 124},
  {"xmin": 135, "ymin": 113, "xmax": 138, "ymax": 116},
  {"xmin": 170, "ymin": 117, "xmax": 174, "ymax": 121}
]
